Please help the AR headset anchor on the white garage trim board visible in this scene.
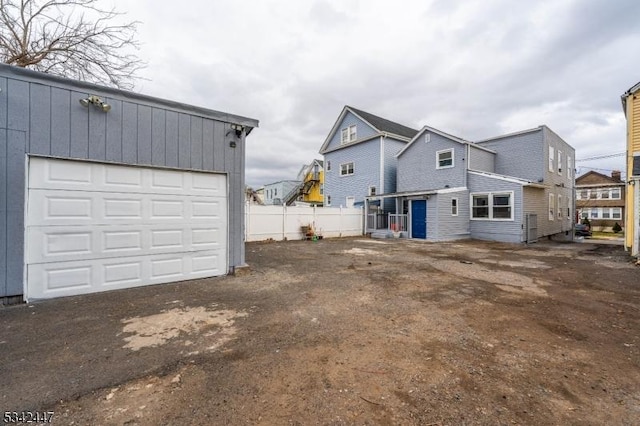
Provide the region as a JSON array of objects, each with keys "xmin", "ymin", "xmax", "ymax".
[{"xmin": 25, "ymin": 157, "xmax": 228, "ymax": 300}]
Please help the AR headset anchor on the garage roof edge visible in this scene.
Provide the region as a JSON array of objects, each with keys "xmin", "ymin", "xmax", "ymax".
[{"xmin": 0, "ymin": 64, "xmax": 259, "ymax": 131}]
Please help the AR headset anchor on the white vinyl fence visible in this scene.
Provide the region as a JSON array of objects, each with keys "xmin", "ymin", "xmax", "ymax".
[{"xmin": 245, "ymin": 203, "xmax": 364, "ymax": 242}]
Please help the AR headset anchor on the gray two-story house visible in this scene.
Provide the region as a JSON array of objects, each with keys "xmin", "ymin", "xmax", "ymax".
[
  {"xmin": 319, "ymin": 106, "xmax": 418, "ymax": 212},
  {"xmin": 367, "ymin": 125, "xmax": 575, "ymax": 243}
]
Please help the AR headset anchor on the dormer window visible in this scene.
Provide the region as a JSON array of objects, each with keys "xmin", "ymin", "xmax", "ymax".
[
  {"xmin": 437, "ymin": 149, "xmax": 454, "ymax": 169},
  {"xmin": 340, "ymin": 125, "xmax": 357, "ymax": 144}
]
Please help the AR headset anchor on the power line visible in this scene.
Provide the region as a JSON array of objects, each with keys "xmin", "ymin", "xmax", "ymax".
[{"xmin": 576, "ymin": 152, "xmax": 626, "ymax": 162}]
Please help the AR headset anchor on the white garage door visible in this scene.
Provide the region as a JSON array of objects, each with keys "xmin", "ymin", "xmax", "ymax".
[{"xmin": 25, "ymin": 157, "xmax": 227, "ymax": 300}]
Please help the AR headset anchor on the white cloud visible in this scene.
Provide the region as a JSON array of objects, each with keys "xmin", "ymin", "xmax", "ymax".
[{"xmin": 106, "ymin": 0, "xmax": 640, "ymax": 187}]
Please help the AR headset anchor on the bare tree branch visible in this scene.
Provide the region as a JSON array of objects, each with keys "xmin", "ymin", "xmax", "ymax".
[{"xmin": 0, "ymin": 0, "xmax": 144, "ymax": 89}]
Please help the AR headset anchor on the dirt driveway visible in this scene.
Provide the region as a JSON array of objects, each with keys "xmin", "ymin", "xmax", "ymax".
[{"xmin": 1, "ymin": 238, "xmax": 639, "ymax": 425}]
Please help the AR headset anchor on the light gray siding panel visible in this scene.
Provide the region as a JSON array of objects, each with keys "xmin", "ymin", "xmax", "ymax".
[
  {"xmin": 229, "ymin": 172, "xmax": 241, "ymax": 269},
  {"xmin": 202, "ymin": 119, "xmax": 214, "ymax": 170},
  {"xmin": 51, "ymin": 88, "xmax": 71, "ymax": 157},
  {"xmin": 165, "ymin": 111, "xmax": 179, "ymax": 167},
  {"xmin": 121, "ymin": 102, "xmax": 138, "ymax": 163},
  {"xmin": 137, "ymin": 105, "xmax": 152, "ymax": 165},
  {"xmin": 190, "ymin": 116, "xmax": 203, "ymax": 170},
  {"xmin": 7, "ymin": 79, "xmax": 29, "ymax": 131},
  {"xmin": 469, "ymin": 146, "xmax": 495, "ymax": 173},
  {"xmin": 213, "ymin": 121, "xmax": 225, "ymax": 170},
  {"xmin": 0, "ymin": 130, "xmax": 6, "ymax": 296},
  {"xmin": 383, "ymin": 138, "xmax": 406, "ymax": 194},
  {"xmin": 224, "ymin": 123, "xmax": 236, "ymax": 175},
  {"xmin": 88, "ymin": 107, "xmax": 107, "ymax": 160},
  {"xmin": 29, "ymin": 84, "xmax": 51, "ymax": 155},
  {"xmin": 433, "ymin": 190, "xmax": 471, "ymax": 240},
  {"xmin": 468, "ymin": 173, "xmax": 523, "ymax": 243},
  {"xmin": 105, "ymin": 98, "xmax": 123, "ymax": 162},
  {"xmin": 325, "ymin": 111, "xmax": 378, "ymax": 152},
  {"xmin": 6, "ymin": 130, "xmax": 25, "ymax": 295},
  {"xmin": 178, "ymin": 113, "xmax": 191, "ymax": 168},
  {"xmin": 151, "ymin": 108, "xmax": 166, "ymax": 166},
  {"xmin": 398, "ymin": 133, "xmax": 467, "ymax": 192},
  {"xmin": 0, "ymin": 77, "xmax": 7, "ymax": 129},
  {"xmin": 477, "ymin": 130, "xmax": 544, "ymax": 182},
  {"xmin": 324, "ymin": 138, "xmax": 380, "ymax": 207},
  {"xmin": 69, "ymin": 92, "xmax": 89, "ymax": 158}
]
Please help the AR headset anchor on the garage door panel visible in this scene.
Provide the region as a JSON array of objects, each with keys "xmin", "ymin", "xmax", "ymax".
[
  {"xmin": 26, "ymin": 158, "xmax": 228, "ymax": 300},
  {"xmin": 26, "ymin": 250, "xmax": 225, "ymax": 299},
  {"xmin": 28, "ymin": 190, "xmax": 226, "ymax": 226},
  {"xmin": 29, "ymin": 158, "xmax": 227, "ymax": 197},
  {"xmin": 27, "ymin": 224, "xmax": 225, "ymax": 263}
]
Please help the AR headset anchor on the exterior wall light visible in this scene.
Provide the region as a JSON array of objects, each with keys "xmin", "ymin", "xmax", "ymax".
[{"xmin": 79, "ymin": 95, "xmax": 111, "ymax": 112}]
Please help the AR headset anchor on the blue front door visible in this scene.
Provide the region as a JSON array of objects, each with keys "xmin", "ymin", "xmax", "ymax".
[{"xmin": 411, "ymin": 200, "xmax": 427, "ymax": 239}]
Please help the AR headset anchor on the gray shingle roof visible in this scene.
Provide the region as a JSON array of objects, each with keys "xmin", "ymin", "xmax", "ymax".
[{"xmin": 348, "ymin": 106, "xmax": 419, "ymax": 139}]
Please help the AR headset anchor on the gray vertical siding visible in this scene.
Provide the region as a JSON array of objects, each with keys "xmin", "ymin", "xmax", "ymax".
[
  {"xmin": 0, "ymin": 65, "xmax": 257, "ymax": 297},
  {"xmin": 6, "ymin": 130, "xmax": 26, "ymax": 295},
  {"xmin": 0, "ymin": 129, "xmax": 6, "ymax": 297}
]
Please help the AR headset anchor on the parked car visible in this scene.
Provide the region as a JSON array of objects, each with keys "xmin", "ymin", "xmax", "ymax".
[{"xmin": 575, "ymin": 224, "xmax": 592, "ymax": 237}]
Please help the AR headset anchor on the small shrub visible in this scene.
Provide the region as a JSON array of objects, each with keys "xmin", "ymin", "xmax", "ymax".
[
  {"xmin": 613, "ymin": 222, "xmax": 622, "ymax": 233},
  {"xmin": 581, "ymin": 217, "xmax": 591, "ymax": 228}
]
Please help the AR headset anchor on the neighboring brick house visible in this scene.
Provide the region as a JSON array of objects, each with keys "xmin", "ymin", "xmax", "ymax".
[
  {"xmin": 319, "ymin": 106, "xmax": 418, "ymax": 210},
  {"xmin": 576, "ymin": 171, "xmax": 625, "ymax": 232}
]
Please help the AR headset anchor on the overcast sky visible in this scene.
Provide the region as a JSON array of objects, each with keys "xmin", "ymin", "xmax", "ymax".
[{"xmin": 109, "ymin": 0, "xmax": 640, "ymax": 188}]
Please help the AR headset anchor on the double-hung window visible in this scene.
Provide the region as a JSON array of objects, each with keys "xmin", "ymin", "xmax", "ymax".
[
  {"xmin": 437, "ymin": 149, "xmax": 454, "ymax": 169},
  {"xmin": 557, "ymin": 150, "xmax": 563, "ymax": 175},
  {"xmin": 611, "ymin": 188, "xmax": 621, "ymax": 199},
  {"xmin": 340, "ymin": 125, "xmax": 357, "ymax": 144},
  {"xmin": 548, "ymin": 146, "xmax": 555, "ymax": 172},
  {"xmin": 549, "ymin": 193, "xmax": 555, "ymax": 220},
  {"xmin": 557, "ymin": 194, "xmax": 562, "ymax": 219},
  {"xmin": 340, "ymin": 162, "xmax": 354, "ymax": 176},
  {"xmin": 471, "ymin": 192, "xmax": 513, "ymax": 220}
]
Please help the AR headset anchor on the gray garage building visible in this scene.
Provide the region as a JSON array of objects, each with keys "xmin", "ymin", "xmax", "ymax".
[{"xmin": 0, "ymin": 64, "xmax": 258, "ymax": 303}]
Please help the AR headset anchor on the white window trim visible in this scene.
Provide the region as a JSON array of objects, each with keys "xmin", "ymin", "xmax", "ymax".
[
  {"xmin": 470, "ymin": 191, "xmax": 514, "ymax": 221},
  {"xmin": 436, "ymin": 148, "xmax": 455, "ymax": 169},
  {"xmin": 368, "ymin": 186, "xmax": 377, "ymax": 196},
  {"xmin": 567, "ymin": 156, "xmax": 572, "ymax": 179},
  {"xmin": 340, "ymin": 162, "xmax": 355, "ymax": 176},
  {"xmin": 451, "ymin": 197, "xmax": 458, "ymax": 216},
  {"xmin": 548, "ymin": 146, "xmax": 555, "ymax": 172},
  {"xmin": 340, "ymin": 125, "xmax": 357, "ymax": 145},
  {"xmin": 611, "ymin": 188, "xmax": 621, "ymax": 200},
  {"xmin": 549, "ymin": 193, "xmax": 555, "ymax": 221}
]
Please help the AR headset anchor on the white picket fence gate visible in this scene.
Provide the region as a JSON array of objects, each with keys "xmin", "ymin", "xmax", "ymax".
[{"xmin": 245, "ymin": 204, "xmax": 364, "ymax": 242}]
